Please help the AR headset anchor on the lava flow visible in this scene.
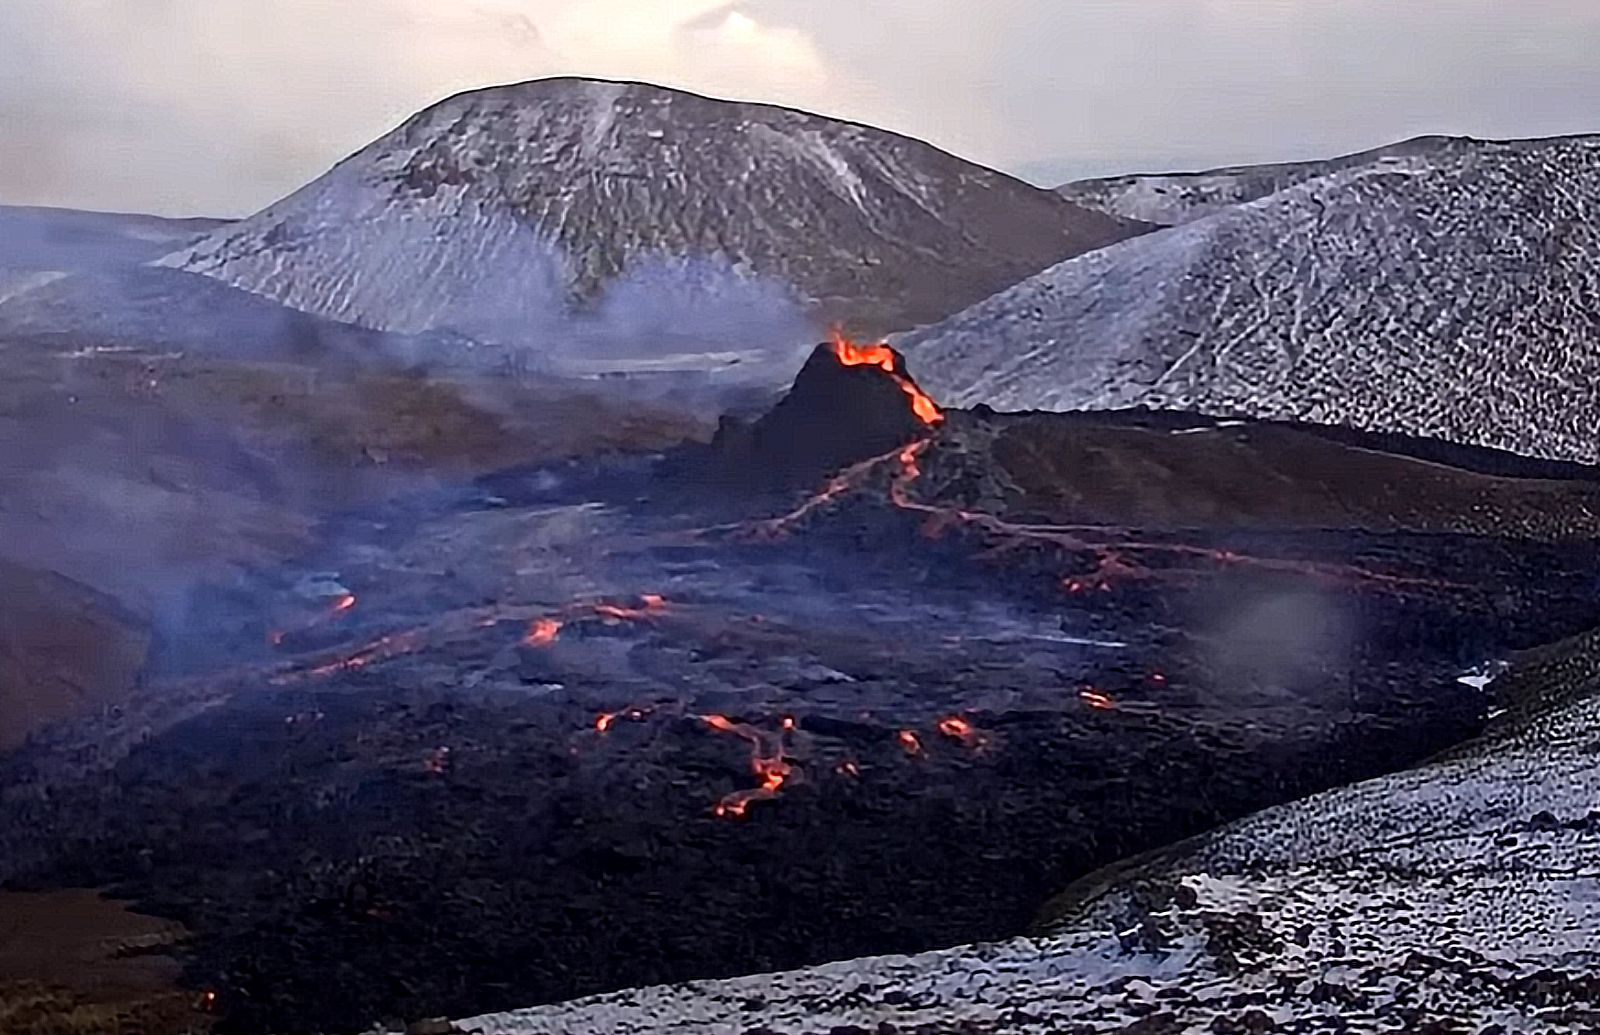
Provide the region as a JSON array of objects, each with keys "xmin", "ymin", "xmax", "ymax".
[
  {"xmin": 937, "ymin": 715, "xmax": 986, "ymax": 749},
  {"xmin": 524, "ymin": 617, "xmax": 563, "ymax": 647},
  {"xmin": 594, "ymin": 594, "xmax": 668, "ymax": 622},
  {"xmin": 268, "ymin": 592, "xmax": 358, "ymax": 646},
  {"xmin": 701, "ymin": 714, "xmax": 795, "ymax": 818},
  {"xmin": 829, "ymin": 328, "xmax": 943, "ymax": 426}
]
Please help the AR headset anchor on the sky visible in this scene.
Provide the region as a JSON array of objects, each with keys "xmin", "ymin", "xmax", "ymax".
[{"xmin": 4, "ymin": 0, "xmax": 1600, "ymax": 218}]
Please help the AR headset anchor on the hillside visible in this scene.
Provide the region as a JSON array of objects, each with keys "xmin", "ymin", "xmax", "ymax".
[
  {"xmin": 1054, "ymin": 134, "xmax": 1478, "ymax": 225},
  {"xmin": 901, "ymin": 134, "xmax": 1600, "ymax": 463},
  {"xmin": 0, "ymin": 204, "xmax": 228, "ymax": 303},
  {"xmin": 0, "ymin": 266, "xmax": 485, "ymax": 368},
  {"xmin": 155, "ymin": 77, "xmax": 1146, "ymax": 345}
]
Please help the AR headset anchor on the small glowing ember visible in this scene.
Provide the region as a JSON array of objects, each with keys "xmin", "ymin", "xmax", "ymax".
[
  {"xmin": 897, "ymin": 729, "xmax": 925, "ymax": 756},
  {"xmin": 524, "ymin": 617, "xmax": 563, "ymax": 647},
  {"xmin": 829, "ymin": 328, "xmax": 943, "ymax": 426},
  {"xmin": 936, "ymin": 715, "xmax": 985, "ymax": 749},
  {"xmin": 1079, "ymin": 689, "xmax": 1116, "ymax": 710},
  {"xmin": 836, "ymin": 760, "xmax": 860, "ymax": 777}
]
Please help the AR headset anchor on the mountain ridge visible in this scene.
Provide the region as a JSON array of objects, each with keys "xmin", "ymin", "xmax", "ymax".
[
  {"xmin": 901, "ymin": 133, "xmax": 1600, "ymax": 463},
  {"xmin": 156, "ymin": 76, "xmax": 1150, "ymax": 347}
]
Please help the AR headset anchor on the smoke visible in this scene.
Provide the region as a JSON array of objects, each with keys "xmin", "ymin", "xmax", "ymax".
[
  {"xmin": 0, "ymin": 201, "xmax": 822, "ymax": 692},
  {"xmin": 1191, "ymin": 581, "xmax": 1358, "ymax": 709}
]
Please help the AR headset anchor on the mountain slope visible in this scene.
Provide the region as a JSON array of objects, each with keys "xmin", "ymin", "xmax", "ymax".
[
  {"xmin": 154, "ymin": 77, "xmax": 1146, "ymax": 343},
  {"xmin": 0, "ymin": 205, "xmax": 229, "ymax": 303},
  {"xmin": 901, "ymin": 134, "xmax": 1600, "ymax": 463},
  {"xmin": 1054, "ymin": 134, "xmax": 1478, "ymax": 225},
  {"xmin": 0, "ymin": 266, "xmax": 484, "ymax": 368}
]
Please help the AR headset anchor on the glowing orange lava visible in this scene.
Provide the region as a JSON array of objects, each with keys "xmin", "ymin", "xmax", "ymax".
[
  {"xmin": 268, "ymin": 593, "xmax": 358, "ymax": 646},
  {"xmin": 594, "ymin": 594, "xmax": 669, "ymax": 623},
  {"xmin": 700, "ymin": 714, "xmax": 795, "ymax": 818},
  {"xmin": 595, "ymin": 706, "xmax": 652, "ymax": 733},
  {"xmin": 829, "ymin": 328, "xmax": 943, "ymax": 426},
  {"xmin": 937, "ymin": 715, "xmax": 985, "ymax": 749},
  {"xmin": 897, "ymin": 729, "xmax": 925, "ymax": 756},
  {"xmin": 1079, "ymin": 689, "xmax": 1116, "ymax": 710},
  {"xmin": 524, "ymin": 617, "xmax": 563, "ymax": 647}
]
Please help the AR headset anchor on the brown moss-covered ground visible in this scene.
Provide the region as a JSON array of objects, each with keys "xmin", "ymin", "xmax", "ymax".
[{"xmin": 0, "ymin": 891, "xmax": 208, "ymax": 1035}]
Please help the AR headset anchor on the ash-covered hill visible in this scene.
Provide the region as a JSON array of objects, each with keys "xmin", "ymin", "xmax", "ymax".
[
  {"xmin": 1054, "ymin": 134, "xmax": 1478, "ymax": 225},
  {"xmin": 901, "ymin": 134, "xmax": 1600, "ymax": 464},
  {"xmin": 154, "ymin": 77, "xmax": 1145, "ymax": 343}
]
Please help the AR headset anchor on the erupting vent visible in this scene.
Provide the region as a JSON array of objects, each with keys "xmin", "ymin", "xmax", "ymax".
[
  {"xmin": 828, "ymin": 328, "xmax": 943, "ymax": 426},
  {"xmin": 705, "ymin": 330, "xmax": 945, "ymax": 489}
]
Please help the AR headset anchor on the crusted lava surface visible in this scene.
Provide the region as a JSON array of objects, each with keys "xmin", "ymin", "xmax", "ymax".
[{"xmin": 6, "ymin": 344, "xmax": 1600, "ymax": 1033}]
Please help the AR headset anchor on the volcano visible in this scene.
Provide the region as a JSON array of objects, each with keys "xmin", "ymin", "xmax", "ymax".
[
  {"xmin": 701, "ymin": 331, "xmax": 941, "ymax": 488},
  {"xmin": 7, "ymin": 337, "xmax": 1600, "ymax": 1034},
  {"xmin": 153, "ymin": 78, "xmax": 1147, "ymax": 346},
  {"xmin": 902, "ymin": 133, "xmax": 1600, "ymax": 463}
]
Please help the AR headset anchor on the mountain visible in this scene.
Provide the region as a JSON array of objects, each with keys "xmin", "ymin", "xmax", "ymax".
[
  {"xmin": 0, "ymin": 266, "xmax": 488, "ymax": 368},
  {"xmin": 0, "ymin": 204, "xmax": 229, "ymax": 303},
  {"xmin": 154, "ymin": 77, "xmax": 1147, "ymax": 344},
  {"xmin": 1054, "ymin": 134, "xmax": 1476, "ymax": 225},
  {"xmin": 900, "ymin": 133, "xmax": 1600, "ymax": 464}
]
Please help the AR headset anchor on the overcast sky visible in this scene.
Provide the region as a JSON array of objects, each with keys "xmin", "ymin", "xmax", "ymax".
[{"xmin": 5, "ymin": 0, "xmax": 1600, "ymax": 217}]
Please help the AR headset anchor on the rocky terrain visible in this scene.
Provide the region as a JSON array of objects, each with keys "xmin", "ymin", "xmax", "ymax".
[
  {"xmin": 901, "ymin": 133, "xmax": 1600, "ymax": 463},
  {"xmin": 0, "ymin": 330, "xmax": 708, "ymax": 749},
  {"xmin": 6, "ymin": 83, "xmax": 1600, "ymax": 1035},
  {"xmin": 6, "ymin": 346, "xmax": 1600, "ymax": 1033},
  {"xmin": 155, "ymin": 77, "xmax": 1146, "ymax": 344},
  {"xmin": 455, "ymin": 622, "xmax": 1600, "ymax": 1035},
  {"xmin": 1054, "ymin": 134, "xmax": 1481, "ymax": 225}
]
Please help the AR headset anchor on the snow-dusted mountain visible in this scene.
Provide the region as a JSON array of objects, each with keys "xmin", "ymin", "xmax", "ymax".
[
  {"xmin": 153, "ymin": 78, "xmax": 1146, "ymax": 346},
  {"xmin": 1054, "ymin": 134, "xmax": 1478, "ymax": 226},
  {"xmin": 901, "ymin": 134, "xmax": 1600, "ymax": 464}
]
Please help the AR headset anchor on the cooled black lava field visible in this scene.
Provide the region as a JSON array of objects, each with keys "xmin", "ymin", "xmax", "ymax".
[{"xmin": 7, "ymin": 346, "xmax": 1600, "ymax": 1033}]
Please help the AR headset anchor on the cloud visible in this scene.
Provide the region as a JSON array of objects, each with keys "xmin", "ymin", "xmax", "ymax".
[
  {"xmin": 3, "ymin": 0, "xmax": 1600, "ymax": 214},
  {"xmin": 0, "ymin": 0, "xmax": 832, "ymax": 215}
]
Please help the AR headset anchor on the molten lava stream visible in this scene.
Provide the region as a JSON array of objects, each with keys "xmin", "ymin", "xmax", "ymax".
[
  {"xmin": 700, "ymin": 714, "xmax": 796, "ymax": 818},
  {"xmin": 828, "ymin": 328, "xmax": 943, "ymax": 426},
  {"xmin": 524, "ymin": 617, "xmax": 562, "ymax": 647}
]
